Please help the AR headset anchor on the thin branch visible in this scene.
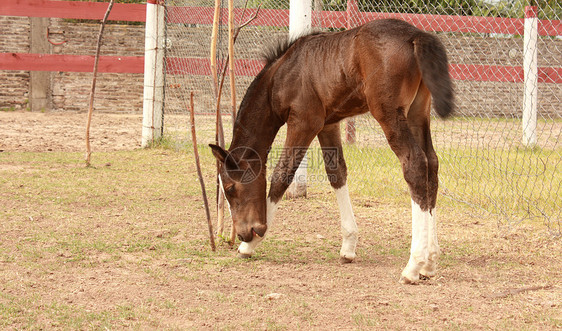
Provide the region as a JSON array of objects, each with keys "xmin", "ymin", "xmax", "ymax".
[
  {"xmin": 488, "ymin": 284, "xmax": 553, "ymax": 299},
  {"xmin": 214, "ymin": 3, "xmax": 260, "ymax": 111},
  {"xmin": 85, "ymin": 0, "xmax": 114, "ymax": 167},
  {"xmin": 238, "ymin": 4, "xmax": 261, "ymax": 31},
  {"xmin": 189, "ymin": 92, "xmax": 216, "ymax": 252},
  {"xmin": 210, "ymin": 0, "xmax": 225, "ymax": 148}
]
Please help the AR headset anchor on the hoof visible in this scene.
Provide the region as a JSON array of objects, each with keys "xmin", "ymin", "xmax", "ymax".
[
  {"xmin": 399, "ymin": 275, "xmax": 419, "ymax": 285},
  {"xmin": 419, "ymin": 266, "xmax": 437, "ymax": 279},
  {"xmin": 340, "ymin": 256, "xmax": 354, "ymax": 264},
  {"xmin": 237, "ymin": 252, "xmax": 252, "ymax": 259}
]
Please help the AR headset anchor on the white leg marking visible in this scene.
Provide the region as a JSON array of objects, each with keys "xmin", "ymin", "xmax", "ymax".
[
  {"xmin": 266, "ymin": 197, "xmax": 278, "ymax": 228},
  {"xmin": 420, "ymin": 209, "xmax": 440, "ymax": 277},
  {"xmin": 335, "ymin": 185, "xmax": 358, "ymax": 262},
  {"xmin": 238, "ymin": 197, "xmax": 278, "ymax": 257},
  {"xmin": 400, "ymin": 200, "xmax": 429, "ymax": 284},
  {"xmin": 218, "ymin": 174, "xmax": 232, "ymax": 216}
]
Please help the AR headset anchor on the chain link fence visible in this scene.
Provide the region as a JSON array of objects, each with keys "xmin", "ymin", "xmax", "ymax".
[{"xmin": 162, "ymin": 0, "xmax": 561, "ymax": 235}]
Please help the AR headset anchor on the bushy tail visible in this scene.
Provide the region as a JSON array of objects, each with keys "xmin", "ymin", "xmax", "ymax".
[{"xmin": 413, "ymin": 33, "xmax": 455, "ymax": 118}]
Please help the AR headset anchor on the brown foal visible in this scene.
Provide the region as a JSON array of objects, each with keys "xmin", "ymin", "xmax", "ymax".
[{"xmin": 210, "ymin": 18, "xmax": 454, "ymax": 284}]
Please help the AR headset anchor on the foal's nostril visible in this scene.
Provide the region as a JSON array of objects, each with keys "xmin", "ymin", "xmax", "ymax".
[
  {"xmin": 252, "ymin": 225, "xmax": 266, "ymax": 238},
  {"xmin": 237, "ymin": 234, "xmax": 244, "ymax": 242}
]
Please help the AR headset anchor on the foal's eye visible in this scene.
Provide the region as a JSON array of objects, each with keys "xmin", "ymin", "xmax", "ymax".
[{"xmin": 225, "ymin": 185, "xmax": 235, "ymax": 195}]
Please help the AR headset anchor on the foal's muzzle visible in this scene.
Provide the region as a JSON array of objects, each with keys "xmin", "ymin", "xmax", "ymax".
[{"xmin": 237, "ymin": 224, "xmax": 267, "ymax": 242}]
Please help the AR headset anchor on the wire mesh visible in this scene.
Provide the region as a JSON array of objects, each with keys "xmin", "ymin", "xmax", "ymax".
[{"xmin": 162, "ymin": 0, "xmax": 561, "ymax": 236}]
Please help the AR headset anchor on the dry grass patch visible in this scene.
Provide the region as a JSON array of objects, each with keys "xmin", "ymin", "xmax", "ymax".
[{"xmin": 1, "ymin": 148, "xmax": 560, "ymax": 329}]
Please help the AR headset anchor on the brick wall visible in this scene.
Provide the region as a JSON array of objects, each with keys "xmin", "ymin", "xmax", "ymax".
[
  {"xmin": 0, "ymin": 16, "xmax": 30, "ymax": 110},
  {"xmin": 49, "ymin": 19, "xmax": 145, "ymax": 113},
  {"xmin": 443, "ymin": 35, "xmax": 562, "ymax": 118},
  {"xmin": 0, "ymin": 17, "xmax": 560, "ymax": 118},
  {"xmin": 0, "ymin": 17, "xmax": 145, "ymax": 113}
]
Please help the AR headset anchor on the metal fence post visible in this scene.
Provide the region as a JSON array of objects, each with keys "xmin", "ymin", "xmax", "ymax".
[
  {"xmin": 142, "ymin": 0, "xmax": 165, "ymax": 147},
  {"xmin": 522, "ymin": 5, "xmax": 538, "ymax": 147},
  {"xmin": 290, "ymin": 0, "xmax": 311, "ymax": 37}
]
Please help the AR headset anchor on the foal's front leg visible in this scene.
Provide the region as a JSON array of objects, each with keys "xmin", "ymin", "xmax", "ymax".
[{"xmin": 238, "ymin": 123, "xmax": 321, "ymax": 258}]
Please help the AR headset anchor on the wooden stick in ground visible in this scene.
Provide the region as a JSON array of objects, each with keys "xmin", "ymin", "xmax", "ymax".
[
  {"xmin": 228, "ymin": 0, "xmax": 236, "ymax": 124},
  {"xmin": 189, "ymin": 92, "xmax": 216, "ymax": 252},
  {"xmin": 209, "ymin": 0, "xmax": 227, "ymax": 239},
  {"xmin": 213, "ymin": 2, "xmax": 260, "ymax": 117},
  {"xmin": 85, "ymin": 0, "xmax": 114, "ymax": 167},
  {"xmin": 213, "ymin": 4, "xmax": 260, "ymax": 119},
  {"xmin": 213, "ymin": 2, "xmax": 260, "ymax": 245},
  {"xmin": 210, "ymin": 0, "xmax": 221, "ymax": 99},
  {"xmin": 214, "ymin": 5, "xmax": 260, "ymax": 96},
  {"xmin": 210, "ymin": 0, "xmax": 225, "ymax": 149},
  {"xmin": 224, "ymin": 0, "xmax": 259, "ymax": 124},
  {"xmin": 216, "ymin": 185, "xmax": 226, "ymax": 238}
]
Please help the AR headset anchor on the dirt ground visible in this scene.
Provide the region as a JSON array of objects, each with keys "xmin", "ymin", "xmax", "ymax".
[
  {"xmin": 1, "ymin": 111, "xmax": 561, "ymax": 329},
  {"xmin": 0, "ymin": 111, "xmax": 143, "ymax": 152}
]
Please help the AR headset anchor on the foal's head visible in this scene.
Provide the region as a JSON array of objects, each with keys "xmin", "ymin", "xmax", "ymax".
[{"xmin": 209, "ymin": 144, "xmax": 267, "ymax": 242}]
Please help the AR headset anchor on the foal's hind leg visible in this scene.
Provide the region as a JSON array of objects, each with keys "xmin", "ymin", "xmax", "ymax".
[
  {"xmin": 317, "ymin": 124, "xmax": 358, "ymax": 263},
  {"xmin": 407, "ymin": 87, "xmax": 440, "ymax": 279},
  {"xmin": 369, "ymin": 99, "xmax": 433, "ymax": 284}
]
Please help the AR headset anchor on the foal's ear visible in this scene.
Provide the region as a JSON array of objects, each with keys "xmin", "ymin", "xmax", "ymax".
[
  {"xmin": 209, "ymin": 144, "xmax": 240, "ymax": 172},
  {"xmin": 209, "ymin": 144, "xmax": 228, "ymax": 163}
]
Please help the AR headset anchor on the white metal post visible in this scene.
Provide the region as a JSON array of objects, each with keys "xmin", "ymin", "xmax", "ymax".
[
  {"xmin": 523, "ymin": 5, "xmax": 538, "ymax": 147},
  {"xmin": 142, "ymin": 0, "xmax": 165, "ymax": 147},
  {"xmin": 286, "ymin": 0, "xmax": 312, "ymax": 198},
  {"xmin": 290, "ymin": 0, "xmax": 312, "ymax": 36}
]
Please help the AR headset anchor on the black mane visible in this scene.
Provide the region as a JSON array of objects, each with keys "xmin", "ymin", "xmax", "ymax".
[
  {"xmin": 234, "ymin": 31, "xmax": 326, "ymax": 124},
  {"xmin": 262, "ymin": 37, "xmax": 296, "ymax": 66},
  {"xmin": 262, "ymin": 31, "xmax": 324, "ymax": 66}
]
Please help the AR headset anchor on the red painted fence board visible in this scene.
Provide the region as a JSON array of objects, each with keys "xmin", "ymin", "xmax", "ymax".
[
  {"xmin": 3, "ymin": 53, "xmax": 561, "ymax": 84},
  {"xmin": 0, "ymin": 0, "xmax": 146, "ymax": 22},
  {"xmin": 167, "ymin": 6, "xmax": 561, "ymax": 36},
  {"xmin": 539, "ymin": 19, "xmax": 562, "ymax": 37},
  {"xmin": 0, "ymin": 0, "xmax": 560, "ymax": 83},
  {"xmin": 2, "ymin": 1, "xmax": 560, "ymax": 36},
  {"xmin": 165, "ymin": 57, "xmax": 262, "ymax": 77},
  {"xmin": 0, "ymin": 53, "xmax": 145, "ymax": 73},
  {"xmin": 359, "ymin": 11, "xmax": 525, "ymax": 35}
]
